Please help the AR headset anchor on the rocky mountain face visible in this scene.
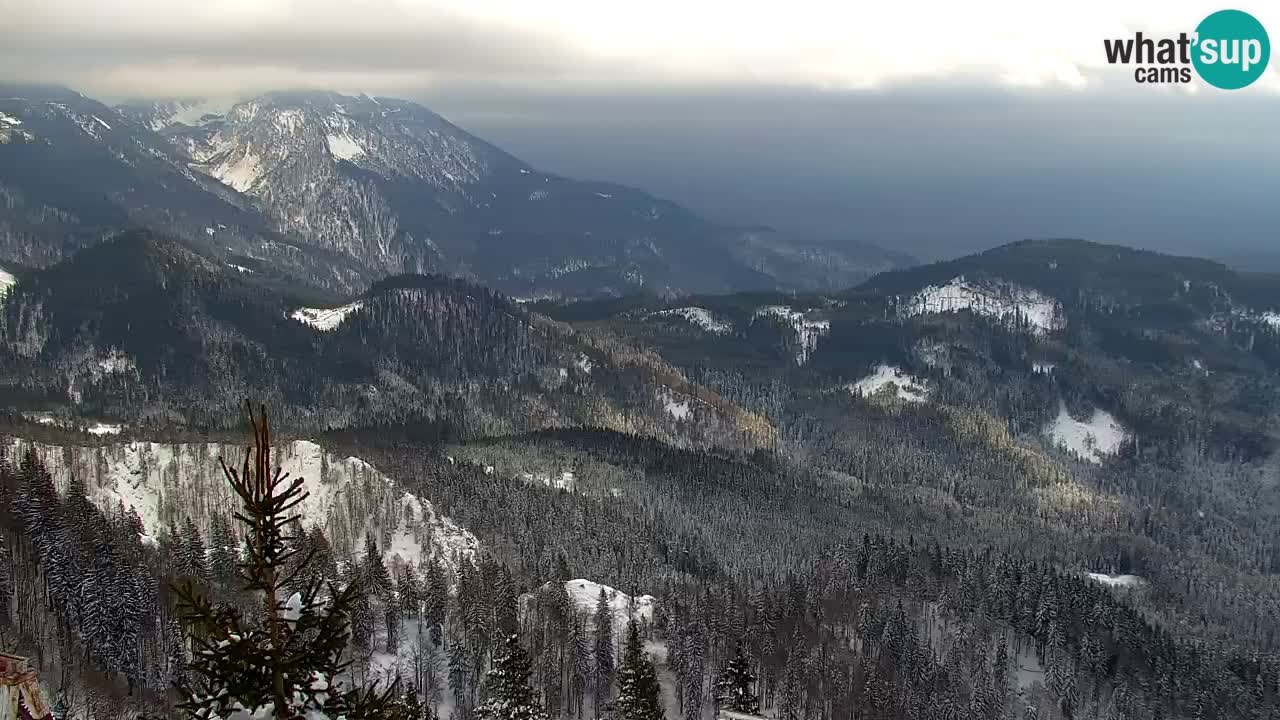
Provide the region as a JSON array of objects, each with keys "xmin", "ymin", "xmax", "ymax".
[
  {"xmin": 0, "ymin": 85, "xmax": 372, "ymax": 289},
  {"xmin": 128, "ymin": 90, "xmax": 903, "ymax": 297}
]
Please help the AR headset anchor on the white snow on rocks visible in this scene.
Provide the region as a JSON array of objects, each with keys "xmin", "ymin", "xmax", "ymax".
[
  {"xmin": 0, "ymin": 111, "xmax": 22, "ymax": 126},
  {"xmin": 904, "ymin": 276, "xmax": 1063, "ymax": 334},
  {"xmin": 754, "ymin": 305, "xmax": 830, "ymax": 365},
  {"xmin": 211, "ymin": 146, "xmax": 263, "ymax": 192},
  {"xmin": 1033, "ymin": 362, "xmax": 1056, "ymax": 374},
  {"xmin": 1044, "ymin": 404, "xmax": 1129, "ymax": 464},
  {"xmin": 86, "ymin": 422, "xmax": 123, "ymax": 436},
  {"xmin": 10, "ymin": 438, "xmax": 478, "ymax": 579},
  {"xmin": 649, "ymin": 307, "xmax": 733, "ymax": 335},
  {"xmin": 325, "ymin": 131, "xmax": 365, "ymax": 161},
  {"xmin": 850, "ymin": 365, "xmax": 930, "ymax": 403},
  {"xmin": 289, "ymin": 301, "xmax": 364, "ymax": 331},
  {"xmin": 1086, "ymin": 573, "xmax": 1144, "ymax": 588}
]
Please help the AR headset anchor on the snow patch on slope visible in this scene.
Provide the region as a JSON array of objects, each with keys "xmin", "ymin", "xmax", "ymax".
[
  {"xmin": 326, "ymin": 131, "xmax": 365, "ymax": 161},
  {"xmin": 649, "ymin": 307, "xmax": 733, "ymax": 335},
  {"xmin": 849, "ymin": 365, "xmax": 930, "ymax": 403},
  {"xmin": 522, "ymin": 579, "xmax": 656, "ymax": 644},
  {"xmin": 0, "ymin": 111, "xmax": 22, "ymax": 126},
  {"xmin": 290, "ymin": 301, "xmax": 365, "ymax": 331},
  {"xmin": 0, "ymin": 266, "xmax": 15, "ymax": 297},
  {"xmin": 1087, "ymin": 573, "xmax": 1144, "ymax": 588},
  {"xmin": 905, "ymin": 276, "xmax": 1063, "ymax": 334},
  {"xmin": 1044, "ymin": 404, "xmax": 1129, "ymax": 464},
  {"xmin": 211, "ymin": 146, "xmax": 263, "ymax": 192}
]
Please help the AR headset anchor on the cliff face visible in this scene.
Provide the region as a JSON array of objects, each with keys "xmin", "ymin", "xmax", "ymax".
[{"xmin": 7, "ymin": 437, "xmax": 477, "ymax": 577}]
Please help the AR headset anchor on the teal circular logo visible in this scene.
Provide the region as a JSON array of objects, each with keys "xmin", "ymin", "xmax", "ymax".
[{"xmin": 1193, "ymin": 9, "xmax": 1270, "ymax": 89}]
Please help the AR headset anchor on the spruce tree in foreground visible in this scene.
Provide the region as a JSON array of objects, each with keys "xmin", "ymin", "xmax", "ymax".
[
  {"xmin": 173, "ymin": 402, "xmax": 409, "ymax": 719},
  {"xmin": 715, "ymin": 644, "xmax": 759, "ymax": 715},
  {"xmin": 616, "ymin": 620, "xmax": 665, "ymax": 720},
  {"xmin": 474, "ymin": 633, "xmax": 550, "ymax": 720}
]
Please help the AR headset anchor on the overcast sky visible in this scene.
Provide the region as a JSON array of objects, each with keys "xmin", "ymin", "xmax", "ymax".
[{"xmin": 3, "ymin": 0, "xmax": 1278, "ymax": 261}]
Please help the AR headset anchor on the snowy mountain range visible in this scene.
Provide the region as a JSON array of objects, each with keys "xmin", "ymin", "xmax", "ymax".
[{"xmin": 0, "ymin": 84, "xmax": 905, "ymax": 297}]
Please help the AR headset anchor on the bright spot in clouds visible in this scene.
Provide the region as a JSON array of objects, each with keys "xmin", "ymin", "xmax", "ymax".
[{"xmin": 2, "ymin": 0, "xmax": 1278, "ymax": 96}]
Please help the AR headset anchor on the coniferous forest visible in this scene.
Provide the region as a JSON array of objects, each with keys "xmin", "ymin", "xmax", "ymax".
[{"xmin": 2, "ymin": 234, "xmax": 1280, "ymax": 720}]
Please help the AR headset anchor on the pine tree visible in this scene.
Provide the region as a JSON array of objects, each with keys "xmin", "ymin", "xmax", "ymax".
[
  {"xmin": 208, "ymin": 513, "xmax": 238, "ymax": 590},
  {"xmin": 183, "ymin": 516, "xmax": 211, "ymax": 584},
  {"xmin": 423, "ymin": 556, "xmax": 448, "ymax": 648},
  {"xmin": 363, "ymin": 532, "xmax": 393, "ymax": 601},
  {"xmin": 593, "ymin": 587, "xmax": 616, "ymax": 715},
  {"xmin": 616, "ymin": 620, "xmax": 665, "ymax": 720},
  {"xmin": 172, "ymin": 402, "xmax": 410, "ymax": 720},
  {"xmin": 715, "ymin": 644, "xmax": 759, "ymax": 714},
  {"xmin": 475, "ymin": 633, "xmax": 551, "ymax": 720}
]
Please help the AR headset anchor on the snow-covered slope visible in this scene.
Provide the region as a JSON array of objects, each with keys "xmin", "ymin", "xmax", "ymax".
[
  {"xmin": 1044, "ymin": 404, "xmax": 1129, "ymax": 464},
  {"xmin": 648, "ymin": 307, "xmax": 733, "ymax": 334},
  {"xmin": 522, "ymin": 579, "xmax": 656, "ymax": 640},
  {"xmin": 849, "ymin": 365, "xmax": 930, "ymax": 403},
  {"xmin": 0, "ymin": 265, "xmax": 16, "ymax": 298},
  {"xmin": 8, "ymin": 438, "xmax": 477, "ymax": 577},
  {"xmin": 290, "ymin": 301, "xmax": 365, "ymax": 331},
  {"xmin": 904, "ymin": 276, "xmax": 1064, "ymax": 334}
]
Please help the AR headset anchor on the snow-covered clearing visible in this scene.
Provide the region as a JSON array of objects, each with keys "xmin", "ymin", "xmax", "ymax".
[
  {"xmin": 290, "ymin": 300, "xmax": 364, "ymax": 331},
  {"xmin": 521, "ymin": 579, "xmax": 656, "ymax": 643},
  {"xmin": 1044, "ymin": 403, "xmax": 1129, "ymax": 464},
  {"xmin": 850, "ymin": 365, "xmax": 930, "ymax": 403},
  {"xmin": 905, "ymin": 276, "xmax": 1063, "ymax": 334}
]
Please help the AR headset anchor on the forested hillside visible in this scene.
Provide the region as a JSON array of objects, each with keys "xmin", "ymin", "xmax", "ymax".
[{"xmin": 1, "ymin": 238, "xmax": 1278, "ymax": 720}]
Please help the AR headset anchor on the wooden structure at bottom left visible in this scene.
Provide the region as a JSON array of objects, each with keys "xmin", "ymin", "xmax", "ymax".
[{"xmin": 0, "ymin": 654, "xmax": 52, "ymax": 720}]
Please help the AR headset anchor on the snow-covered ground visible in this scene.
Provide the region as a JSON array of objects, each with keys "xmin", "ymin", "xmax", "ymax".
[
  {"xmin": 904, "ymin": 276, "xmax": 1064, "ymax": 334},
  {"xmin": 1032, "ymin": 362, "xmax": 1055, "ymax": 374},
  {"xmin": 1044, "ymin": 404, "xmax": 1129, "ymax": 464},
  {"xmin": 0, "ymin": 266, "xmax": 16, "ymax": 298},
  {"xmin": 521, "ymin": 579, "xmax": 656, "ymax": 642},
  {"xmin": 290, "ymin": 300, "xmax": 365, "ymax": 331},
  {"xmin": 648, "ymin": 307, "xmax": 733, "ymax": 335},
  {"xmin": 662, "ymin": 390, "xmax": 693, "ymax": 421},
  {"xmin": 10, "ymin": 438, "xmax": 477, "ymax": 578},
  {"xmin": 753, "ymin": 305, "xmax": 830, "ymax": 365},
  {"xmin": 849, "ymin": 365, "xmax": 930, "ymax": 403},
  {"xmin": 326, "ymin": 131, "xmax": 365, "ymax": 161},
  {"xmin": 1086, "ymin": 573, "xmax": 1144, "ymax": 588}
]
